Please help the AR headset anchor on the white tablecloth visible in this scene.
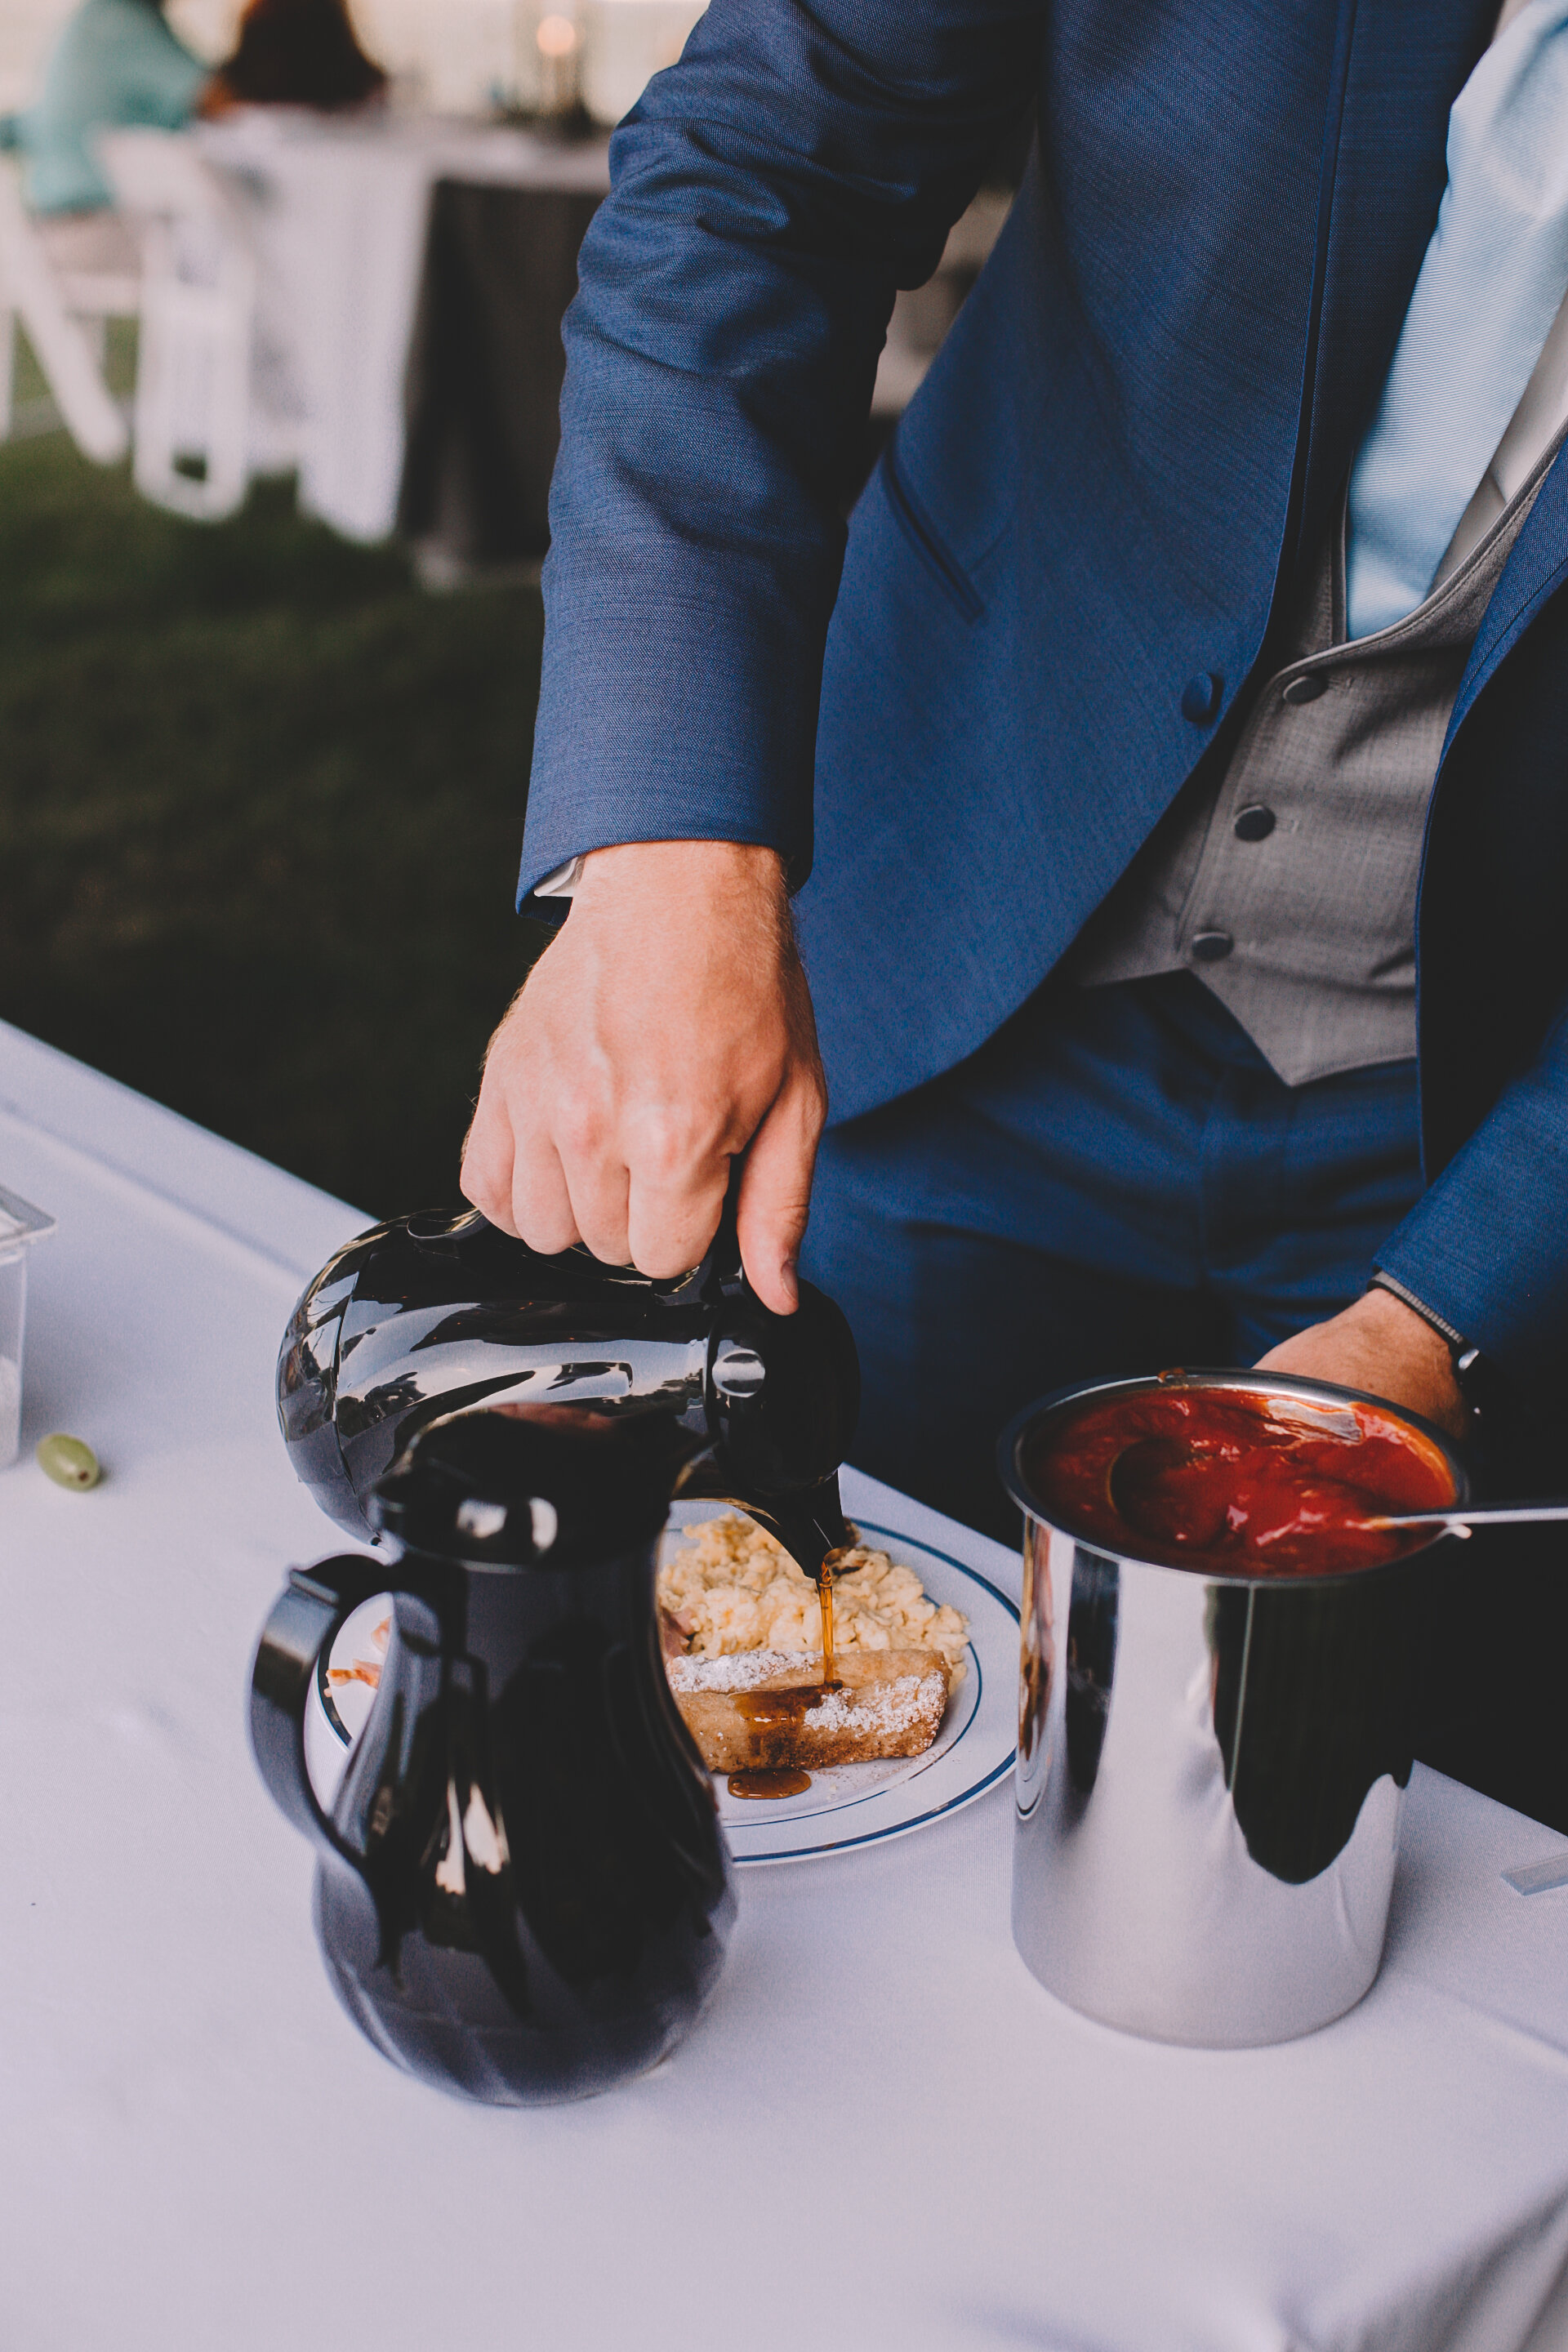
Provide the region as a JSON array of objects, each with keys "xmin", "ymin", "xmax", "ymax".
[
  {"xmin": 198, "ymin": 110, "xmax": 610, "ymax": 542},
  {"xmin": 3, "ymin": 1014, "xmax": 1568, "ymax": 2352}
]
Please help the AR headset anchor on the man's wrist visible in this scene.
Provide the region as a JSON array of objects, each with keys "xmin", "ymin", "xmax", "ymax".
[
  {"xmin": 573, "ymin": 839, "xmax": 787, "ymax": 909},
  {"xmin": 1367, "ymin": 1270, "xmax": 1465, "ymax": 1353},
  {"xmin": 1368, "ymin": 1272, "xmax": 1500, "ymax": 1427},
  {"xmin": 1256, "ymin": 1285, "xmax": 1469, "ymax": 1439}
]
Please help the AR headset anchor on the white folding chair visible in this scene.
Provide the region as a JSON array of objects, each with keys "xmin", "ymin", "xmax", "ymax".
[
  {"xmin": 97, "ymin": 128, "xmax": 256, "ymax": 521},
  {"xmin": 0, "ymin": 161, "xmax": 132, "ymax": 462}
]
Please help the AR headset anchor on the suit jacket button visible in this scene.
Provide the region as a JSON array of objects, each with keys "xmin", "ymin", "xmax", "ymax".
[
  {"xmin": 1191, "ymin": 930, "xmax": 1234, "ymax": 963},
  {"xmin": 1181, "ymin": 671, "xmax": 1224, "ymax": 723},
  {"xmin": 1282, "ymin": 673, "xmax": 1326, "ymax": 704},
  {"xmin": 1232, "ymin": 804, "xmax": 1276, "ymax": 841}
]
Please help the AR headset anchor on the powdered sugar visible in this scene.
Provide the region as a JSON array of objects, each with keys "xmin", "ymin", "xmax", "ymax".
[
  {"xmin": 666, "ymin": 1646, "xmax": 946, "ymax": 1739},
  {"xmin": 786, "ymin": 1674, "xmax": 942, "ymax": 1738},
  {"xmin": 666, "ymin": 1648, "xmax": 808, "ymax": 1695}
]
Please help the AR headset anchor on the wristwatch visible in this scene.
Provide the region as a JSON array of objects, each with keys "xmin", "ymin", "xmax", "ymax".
[{"xmin": 1368, "ymin": 1272, "xmax": 1500, "ymax": 1427}]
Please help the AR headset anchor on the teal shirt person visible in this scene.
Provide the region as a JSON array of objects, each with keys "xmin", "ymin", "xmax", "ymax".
[{"xmin": 5, "ymin": 0, "xmax": 208, "ymax": 216}]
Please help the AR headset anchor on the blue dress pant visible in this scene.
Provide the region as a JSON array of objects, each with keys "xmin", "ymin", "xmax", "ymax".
[
  {"xmin": 803, "ymin": 971, "xmax": 1423, "ymax": 1539},
  {"xmin": 800, "ymin": 970, "xmax": 1568, "ymax": 1831}
]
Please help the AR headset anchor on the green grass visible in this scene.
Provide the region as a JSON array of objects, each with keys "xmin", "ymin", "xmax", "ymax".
[{"xmin": 0, "ymin": 431, "xmax": 550, "ymax": 1214}]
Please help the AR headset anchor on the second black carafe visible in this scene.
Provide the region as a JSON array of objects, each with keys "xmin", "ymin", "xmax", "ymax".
[{"xmin": 250, "ymin": 1406, "xmax": 736, "ymax": 2104}]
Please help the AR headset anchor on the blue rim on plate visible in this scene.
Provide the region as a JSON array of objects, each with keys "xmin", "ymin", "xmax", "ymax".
[{"xmin": 310, "ymin": 1517, "xmax": 1022, "ymax": 1868}]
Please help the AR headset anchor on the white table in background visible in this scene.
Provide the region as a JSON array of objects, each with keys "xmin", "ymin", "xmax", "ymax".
[
  {"xmin": 197, "ymin": 109, "xmax": 610, "ymax": 542},
  {"xmin": 3, "ymin": 1014, "xmax": 1568, "ymax": 2352}
]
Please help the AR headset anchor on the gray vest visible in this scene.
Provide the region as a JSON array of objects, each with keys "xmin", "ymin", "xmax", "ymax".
[{"xmin": 1067, "ymin": 446, "xmax": 1561, "ymax": 1085}]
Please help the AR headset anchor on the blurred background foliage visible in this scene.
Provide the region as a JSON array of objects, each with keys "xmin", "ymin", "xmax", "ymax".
[{"xmin": 0, "ymin": 425, "xmax": 549, "ymax": 1213}]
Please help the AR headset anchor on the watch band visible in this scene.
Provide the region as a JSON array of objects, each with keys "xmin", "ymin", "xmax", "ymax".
[
  {"xmin": 1369, "ymin": 1270, "xmax": 1465, "ymax": 1352},
  {"xmin": 1369, "ymin": 1272, "xmax": 1495, "ymax": 1424}
]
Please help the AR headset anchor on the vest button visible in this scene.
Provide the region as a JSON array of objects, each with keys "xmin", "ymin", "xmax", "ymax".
[
  {"xmin": 1191, "ymin": 930, "xmax": 1234, "ymax": 963},
  {"xmin": 1232, "ymin": 804, "xmax": 1276, "ymax": 842},
  {"xmin": 1181, "ymin": 671, "xmax": 1224, "ymax": 724},
  {"xmin": 1282, "ymin": 673, "xmax": 1327, "ymax": 705}
]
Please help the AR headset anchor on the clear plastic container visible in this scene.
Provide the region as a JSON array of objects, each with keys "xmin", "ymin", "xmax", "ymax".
[{"xmin": 0, "ymin": 1186, "xmax": 57, "ymax": 1469}]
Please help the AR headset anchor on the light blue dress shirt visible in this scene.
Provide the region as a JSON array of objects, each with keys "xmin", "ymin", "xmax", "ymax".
[{"xmin": 1346, "ymin": 0, "xmax": 1568, "ymax": 637}]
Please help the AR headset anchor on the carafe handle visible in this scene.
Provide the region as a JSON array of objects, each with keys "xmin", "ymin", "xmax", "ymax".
[
  {"xmin": 249, "ymin": 1555, "xmax": 396, "ymax": 1862},
  {"xmin": 698, "ymin": 1163, "xmax": 746, "ymax": 1298}
]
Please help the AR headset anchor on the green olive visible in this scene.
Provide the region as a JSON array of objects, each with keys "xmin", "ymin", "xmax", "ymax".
[{"xmin": 37, "ymin": 1433, "xmax": 101, "ymax": 1490}]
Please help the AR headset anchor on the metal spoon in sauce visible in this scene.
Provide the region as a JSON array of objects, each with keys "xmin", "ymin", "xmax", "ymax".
[
  {"xmin": 1364, "ymin": 1502, "xmax": 1568, "ymax": 1539},
  {"xmin": 1106, "ymin": 1441, "xmax": 1568, "ymax": 1544},
  {"xmin": 1104, "ymin": 1436, "xmax": 1192, "ymax": 1522}
]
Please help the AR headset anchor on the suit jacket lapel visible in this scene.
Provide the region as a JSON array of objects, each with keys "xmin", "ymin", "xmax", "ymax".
[
  {"xmin": 1446, "ymin": 440, "xmax": 1568, "ymax": 744},
  {"xmin": 1295, "ymin": 0, "xmax": 1498, "ymax": 572}
]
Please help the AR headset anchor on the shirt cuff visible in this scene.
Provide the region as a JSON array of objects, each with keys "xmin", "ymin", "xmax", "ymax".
[{"xmin": 535, "ymin": 856, "xmax": 584, "ymax": 900}]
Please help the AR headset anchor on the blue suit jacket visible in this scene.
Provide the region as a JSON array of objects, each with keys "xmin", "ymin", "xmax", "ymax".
[{"xmin": 520, "ymin": 0, "xmax": 1568, "ymax": 1384}]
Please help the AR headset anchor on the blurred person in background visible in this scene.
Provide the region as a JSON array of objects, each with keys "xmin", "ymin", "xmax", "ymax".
[
  {"xmin": 206, "ymin": 0, "xmax": 385, "ymax": 113},
  {"xmin": 0, "ymin": 0, "xmax": 212, "ymax": 274}
]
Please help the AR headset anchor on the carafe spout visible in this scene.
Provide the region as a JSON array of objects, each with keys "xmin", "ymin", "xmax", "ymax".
[{"xmin": 719, "ymin": 1471, "xmax": 851, "ymax": 1584}]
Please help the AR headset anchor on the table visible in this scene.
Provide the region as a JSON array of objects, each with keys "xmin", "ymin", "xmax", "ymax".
[
  {"xmin": 4, "ymin": 1012, "xmax": 1568, "ymax": 2352},
  {"xmin": 198, "ymin": 110, "xmax": 610, "ymax": 543},
  {"xmin": 397, "ymin": 173, "xmax": 601, "ymax": 568}
]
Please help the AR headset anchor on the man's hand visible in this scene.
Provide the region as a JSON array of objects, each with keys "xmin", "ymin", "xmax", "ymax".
[
  {"xmin": 461, "ymin": 841, "xmax": 826, "ymax": 1314},
  {"xmin": 1256, "ymin": 1286, "xmax": 1468, "ymax": 1440}
]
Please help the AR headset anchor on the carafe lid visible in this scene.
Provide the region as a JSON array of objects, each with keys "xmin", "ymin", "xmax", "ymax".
[{"xmin": 370, "ymin": 1405, "xmax": 684, "ymax": 1568}]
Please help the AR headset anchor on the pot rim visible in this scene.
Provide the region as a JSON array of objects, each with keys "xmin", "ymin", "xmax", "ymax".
[{"xmin": 996, "ymin": 1365, "xmax": 1472, "ymax": 1588}]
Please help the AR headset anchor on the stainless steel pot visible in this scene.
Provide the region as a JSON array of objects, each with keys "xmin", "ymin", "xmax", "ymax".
[{"xmin": 999, "ymin": 1370, "xmax": 1469, "ymax": 2047}]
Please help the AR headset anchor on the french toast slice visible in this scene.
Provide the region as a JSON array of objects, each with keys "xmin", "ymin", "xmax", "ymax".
[{"xmin": 665, "ymin": 1646, "xmax": 950, "ymax": 1772}]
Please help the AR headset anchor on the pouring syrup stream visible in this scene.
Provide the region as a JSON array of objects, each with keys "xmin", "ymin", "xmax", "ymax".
[{"xmin": 819, "ymin": 1552, "xmax": 839, "ymax": 1690}]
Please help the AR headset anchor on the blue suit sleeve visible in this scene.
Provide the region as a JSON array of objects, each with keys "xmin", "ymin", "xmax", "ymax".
[
  {"xmin": 518, "ymin": 0, "xmax": 1040, "ymax": 913},
  {"xmin": 1375, "ymin": 999, "xmax": 1568, "ymax": 1383}
]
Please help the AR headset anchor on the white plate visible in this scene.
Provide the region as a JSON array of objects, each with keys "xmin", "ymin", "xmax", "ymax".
[
  {"xmin": 663, "ymin": 1500, "xmax": 1019, "ymax": 1866},
  {"xmin": 305, "ymin": 1496, "xmax": 1021, "ymax": 1868},
  {"xmin": 304, "ymin": 1593, "xmax": 390, "ymax": 1812}
]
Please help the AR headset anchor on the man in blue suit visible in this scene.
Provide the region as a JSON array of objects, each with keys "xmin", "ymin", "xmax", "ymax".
[{"xmin": 463, "ymin": 0, "xmax": 1568, "ymax": 1817}]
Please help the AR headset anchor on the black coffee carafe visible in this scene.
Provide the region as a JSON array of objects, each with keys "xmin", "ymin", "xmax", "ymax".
[
  {"xmin": 276, "ymin": 1203, "xmax": 860, "ymax": 1581},
  {"xmin": 251, "ymin": 1406, "xmax": 735, "ymax": 2104}
]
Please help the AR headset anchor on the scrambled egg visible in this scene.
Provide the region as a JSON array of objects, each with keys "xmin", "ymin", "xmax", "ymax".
[{"xmin": 658, "ymin": 1513, "xmax": 969, "ymax": 1684}]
